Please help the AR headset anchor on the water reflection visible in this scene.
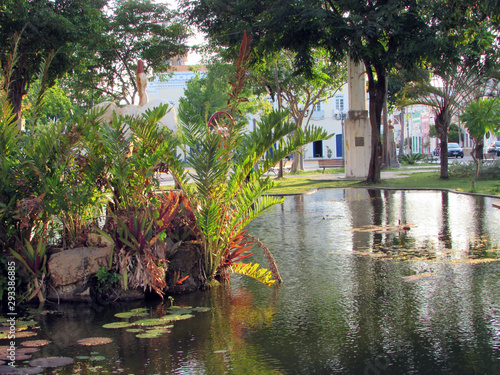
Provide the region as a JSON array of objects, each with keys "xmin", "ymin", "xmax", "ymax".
[{"xmin": 6, "ymin": 189, "xmax": 500, "ymax": 375}]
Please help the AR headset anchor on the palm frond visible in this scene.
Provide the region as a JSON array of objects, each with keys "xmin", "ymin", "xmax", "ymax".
[{"xmin": 231, "ymin": 262, "xmax": 276, "ymax": 287}]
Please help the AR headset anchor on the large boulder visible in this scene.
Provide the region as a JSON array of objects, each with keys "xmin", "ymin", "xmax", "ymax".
[{"xmin": 47, "ymin": 246, "xmax": 144, "ymax": 302}]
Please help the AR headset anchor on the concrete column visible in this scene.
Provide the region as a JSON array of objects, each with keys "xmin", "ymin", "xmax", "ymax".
[{"xmin": 344, "ymin": 59, "xmax": 371, "ymax": 179}]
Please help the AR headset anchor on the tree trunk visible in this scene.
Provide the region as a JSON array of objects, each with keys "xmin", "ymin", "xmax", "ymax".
[
  {"xmin": 382, "ymin": 78, "xmax": 389, "ymax": 169},
  {"xmin": 439, "ymin": 135, "xmax": 448, "ymax": 179},
  {"xmin": 474, "ymin": 142, "xmax": 484, "ymax": 160},
  {"xmin": 7, "ymin": 62, "xmax": 29, "ymax": 128},
  {"xmin": 366, "ymin": 63, "xmax": 385, "ymax": 183},
  {"xmin": 434, "ymin": 107, "xmax": 451, "ymax": 179},
  {"xmin": 399, "ymin": 108, "xmax": 405, "ymax": 156},
  {"xmin": 471, "ymin": 138, "xmax": 481, "ymax": 178}
]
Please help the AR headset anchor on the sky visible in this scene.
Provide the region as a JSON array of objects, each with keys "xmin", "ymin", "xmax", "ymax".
[{"xmin": 159, "ymin": 0, "xmax": 205, "ymax": 65}]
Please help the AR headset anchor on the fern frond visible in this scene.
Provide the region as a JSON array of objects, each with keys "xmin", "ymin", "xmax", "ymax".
[{"xmin": 25, "ymin": 50, "xmax": 56, "ymax": 127}]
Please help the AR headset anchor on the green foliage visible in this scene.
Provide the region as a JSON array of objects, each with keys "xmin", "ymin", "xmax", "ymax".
[
  {"xmin": 450, "ymin": 160, "xmax": 500, "ymax": 180},
  {"xmin": 0, "ymin": 0, "xmax": 107, "ymax": 114},
  {"xmin": 176, "ymin": 33, "xmax": 332, "ymax": 285},
  {"xmin": 65, "ymin": 0, "xmax": 190, "ymax": 108},
  {"xmin": 24, "ymin": 81, "xmax": 75, "ymax": 125},
  {"xmin": 460, "ymin": 97, "xmax": 500, "ymax": 176},
  {"xmin": 398, "ymin": 153, "xmax": 425, "ymax": 165},
  {"xmin": 96, "ymin": 266, "xmax": 122, "ymax": 293},
  {"xmin": 10, "ymin": 240, "xmax": 48, "ymax": 303}
]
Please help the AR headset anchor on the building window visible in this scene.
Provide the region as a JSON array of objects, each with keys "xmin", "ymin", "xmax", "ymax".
[
  {"xmin": 314, "ymin": 102, "xmax": 321, "ymax": 112},
  {"xmin": 335, "ymin": 96, "xmax": 344, "ymax": 112}
]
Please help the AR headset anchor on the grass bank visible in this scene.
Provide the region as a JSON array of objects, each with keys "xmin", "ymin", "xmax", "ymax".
[{"xmin": 268, "ymin": 169, "xmax": 500, "ymax": 196}]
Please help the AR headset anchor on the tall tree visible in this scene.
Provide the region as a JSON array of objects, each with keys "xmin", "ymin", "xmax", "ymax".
[
  {"xmin": 64, "ymin": 0, "xmax": 191, "ymax": 108},
  {"xmin": 252, "ymin": 50, "xmax": 347, "ymax": 172},
  {"xmin": 0, "ymin": 0, "xmax": 107, "ymax": 122},
  {"xmin": 399, "ymin": 66, "xmax": 491, "ymax": 178},
  {"xmin": 460, "ymin": 97, "xmax": 500, "ymax": 177},
  {"xmin": 181, "ymin": 0, "xmax": 441, "ymax": 182}
]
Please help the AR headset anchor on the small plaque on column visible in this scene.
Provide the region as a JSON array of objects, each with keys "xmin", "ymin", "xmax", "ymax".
[{"xmin": 355, "ymin": 137, "xmax": 364, "ymax": 147}]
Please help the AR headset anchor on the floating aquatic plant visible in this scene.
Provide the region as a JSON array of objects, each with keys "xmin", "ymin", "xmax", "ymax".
[
  {"xmin": 77, "ymin": 337, "xmax": 113, "ymax": 346},
  {"xmin": 102, "ymin": 322, "xmax": 135, "ymax": 329},
  {"xmin": 16, "ymin": 331, "xmax": 38, "ymax": 338},
  {"xmin": 20, "ymin": 340, "xmax": 51, "ymax": 347},
  {"xmin": 136, "ymin": 332, "xmax": 162, "ymax": 339},
  {"xmin": 114, "ymin": 311, "xmax": 149, "ymax": 319},
  {"xmin": 126, "ymin": 328, "xmax": 144, "ymax": 333},
  {"xmin": 134, "ymin": 318, "xmax": 169, "ymax": 327},
  {"xmin": 0, "ymin": 365, "xmax": 43, "ymax": 374},
  {"xmin": 89, "ymin": 355, "xmax": 106, "ymax": 361},
  {"xmin": 29, "ymin": 356, "xmax": 74, "ymax": 368}
]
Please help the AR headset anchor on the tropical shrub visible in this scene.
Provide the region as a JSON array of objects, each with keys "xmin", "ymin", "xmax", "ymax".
[
  {"xmin": 174, "ymin": 32, "xmax": 332, "ymax": 286},
  {"xmin": 398, "ymin": 153, "xmax": 425, "ymax": 165}
]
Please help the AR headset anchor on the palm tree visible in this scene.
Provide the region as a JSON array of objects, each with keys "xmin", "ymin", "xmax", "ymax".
[{"xmin": 400, "ymin": 66, "xmax": 490, "ymax": 179}]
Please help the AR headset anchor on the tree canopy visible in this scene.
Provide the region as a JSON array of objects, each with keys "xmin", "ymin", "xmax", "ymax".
[
  {"xmin": 0, "ymin": 0, "xmax": 107, "ymax": 120},
  {"xmin": 182, "ymin": 0, "xmax": 500, "ymax": 182}
]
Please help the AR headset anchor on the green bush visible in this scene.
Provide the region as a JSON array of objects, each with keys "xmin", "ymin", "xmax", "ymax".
[
  {"xmin": 398, "ymin": 153, "xmax": 425, "ymax": 165},
  {"xmin": 449, "ymin": 160, "xmax": 500, "ymax": 179}
]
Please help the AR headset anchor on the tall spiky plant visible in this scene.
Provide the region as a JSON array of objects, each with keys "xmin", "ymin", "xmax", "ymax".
[{"xmin": 176, "ymin": 31, "xmax": 332, "ymax": 285}]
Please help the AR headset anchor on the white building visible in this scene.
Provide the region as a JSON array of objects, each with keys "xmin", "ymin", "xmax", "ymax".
[{"xmin": 147, "ymin": 63, "xmax": 350, "ymax": 161}]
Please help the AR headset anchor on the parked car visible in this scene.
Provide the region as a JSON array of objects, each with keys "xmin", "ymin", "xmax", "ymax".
[
  {"xmin": 447, "ymin": 143, "xmax": 464, "ymax": 158},
  {"xmin": 487, "ymin": 141, "xmax": 500, "ymax": 156}
]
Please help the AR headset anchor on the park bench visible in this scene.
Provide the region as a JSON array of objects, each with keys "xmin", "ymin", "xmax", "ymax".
[
  {"xmin": 318, "ymin": 158, "xmax": 345, "ymax": 173},
  {"xmin": 424, "ymin": 154, "xmax": 439, "ymax": 163},
  {"xmin": 269, "ymin": 159, "xmax": 293, "ymax": 174}
]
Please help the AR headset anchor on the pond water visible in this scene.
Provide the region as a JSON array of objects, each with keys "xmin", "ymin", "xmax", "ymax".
[{"xmin": 3, "ymin": 189, "xmax": 500, "ymax": 375}]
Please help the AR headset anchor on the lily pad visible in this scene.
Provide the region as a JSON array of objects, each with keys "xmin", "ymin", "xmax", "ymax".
[
  {"xmin": 135, "ymin": 332, "xmax": 162, "ymax": 339},
  {"xmin": 0, "ymin": 365, "xmax": 43, "ymax": 374},
  {"xmin": 114, "ymin": 311, "xmax": 149, "ymax": 319},
  {"xmin": 17, "ymin": 320, "xmax": 38, "ymax": 327},
  {"xmin": 192, "ymin": 307, "xmax": 211, "ymax": 313},
  {"xmin": 29, "ymin": 356, "xmax": 74, "ymax": 368},
  {"xmin": 18, "ymin": 348, "xmax": 39, "ymax": 355},
  {"xmin": 20, "ymin": 340, "xmax": 50, "ymax": 348},
  {"xmin": 0, "ymin": 353, "xmax": 31, "ymax": 361},
  {"xmin": 163, "ymin": 314, "xmax": 195, "ymax": 321},
  {"xmin": 125, "ymin": 329, "xmax": 144, "ymax": 333},
  {"xmin": 102, "ymin": 322, "xmax": 134, "ymax": 329},
  {"xmin": 16, "ymin": 331, "xmax": 38, "ymax": 339},
  {"xmin": 75, "ymin": 356, "xmax": 90, "ymax": 360},
  {"xmin": 165, "ymin": 308, "xmax": 192, "ymax": 315},
  {"xmin": 89, "ymin": 356, "xmax": 106, "ymax": 361},
  {"xmin": 130, "ymin": 308, "xmax": 148, "ymax": 313},
  {"xmin": 77, "ymin": 337, "xmax": 113, "ymax": 346},
  {"xmin": 133, "ymin": 319, "xmax": 169, "ymax": 327}
]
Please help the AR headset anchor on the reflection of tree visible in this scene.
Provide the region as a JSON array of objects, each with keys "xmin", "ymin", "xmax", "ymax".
[
  {"xmin": 201, "ymin": 287, "xmax": 283, "ymax": 374},
  {"xmin": 368, "ymin": 189, "xmax": 384, "ymax": 247},
  {"xmin": 439, "ymin": 191, "xmax": 453, "ymax": 249}
]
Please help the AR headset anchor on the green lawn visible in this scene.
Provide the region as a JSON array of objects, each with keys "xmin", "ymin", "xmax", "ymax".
[{"xmin": 268, "ymin": 170, "xmax": 500, "ymax": 196}]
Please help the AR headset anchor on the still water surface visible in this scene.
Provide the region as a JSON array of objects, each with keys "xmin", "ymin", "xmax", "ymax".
[{"xmin": 8, "ymin": 189, "xmax": 500, "ymax": 374}]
